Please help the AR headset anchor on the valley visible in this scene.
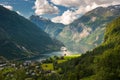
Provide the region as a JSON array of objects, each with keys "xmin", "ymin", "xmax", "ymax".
[
  {"xmin": 0, "ymin": 1, "xmax": 120, "ymax": 80},
  {"xmin": 30, "ymin": 5, "xmax": 120, "ymax": 53}
]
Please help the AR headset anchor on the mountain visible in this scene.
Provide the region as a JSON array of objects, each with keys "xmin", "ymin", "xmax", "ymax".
[
  {"xmin": 0, "ymin": 5, "xmax": 63, "ymax": 60},
  {"xmin": 30, "ymin": 15, "xmax": 65, "ymax": 38},
  {"xmin": 57, "ymin": 5, "xmax": 120, "ymax": 53},
  {"xmin": 52, "ymin": 16, "xmax": 120, "ymax": 80}
]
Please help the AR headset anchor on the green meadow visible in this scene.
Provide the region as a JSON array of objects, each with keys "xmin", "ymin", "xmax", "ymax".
[{"xmin": 41, "ymin": 54, "xmax": 81, "ymax": 71}]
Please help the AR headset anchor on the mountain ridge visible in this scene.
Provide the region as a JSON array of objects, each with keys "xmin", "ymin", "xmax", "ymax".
[
  {"xmin": 0, "ymin": 5, "xmax": 63, "ymax": 60},
  {"xmin": 30, "ymin": 15, "xmax": 65, "ymax": 38}
]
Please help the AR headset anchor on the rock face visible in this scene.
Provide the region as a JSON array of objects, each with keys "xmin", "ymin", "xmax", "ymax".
[{"xmin": 0, "ymin": 5, "xmax": 63, "ymax": 60}]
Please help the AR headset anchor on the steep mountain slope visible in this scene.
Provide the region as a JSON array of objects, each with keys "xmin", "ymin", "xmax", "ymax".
[
  {"xmin": 58, "ymin": 5, "xmax": 120, "ymax": 53},
  {"xmin": 0, "ymin": 5, "xmax": 63, "ymax": 60},
  {"xmin": 54, "ymin": 16, "xmax": 120, "ymax": 80},
  {"xmin": 30, "ymin": 15, "xmax": 65, "ymax": 38}
]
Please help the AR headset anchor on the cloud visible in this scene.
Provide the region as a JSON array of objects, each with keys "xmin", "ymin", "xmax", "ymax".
[
  {"xmin": 51, "ymin": 0, "xmax": 120, "ymax": 24},
  {"xmin": 51, "ymin": 0, "xmax": 120, "ymax": 8},
  {"xmin": 76, "ymin": 2, "xmax": 99, "ymax": 14},
  {"xmin": 34, "ymin": 0, "xmax": 59, "ymax": 15},
  {"xmin": 89, "ymin": 0, "xmax": 120, "ymax": 5},
  {"xmin": 51, "ymin": 3, "xmax": 98, "ymax": 25},
  {"xmin": 52, "ymin": 10, "xmax": 78, "ymax": 25},
  {"xmin": 51, "ymin": 0, "xmax": 83, "ymax": 7},
  {"xmin": 0, "ymin": 4, "xmax": 13, "ymax": 10}
]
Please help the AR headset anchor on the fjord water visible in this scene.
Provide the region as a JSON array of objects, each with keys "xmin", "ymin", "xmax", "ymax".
[{"xmin": 30, "ymin": 51, "xmax": 64, "ymax": 62}]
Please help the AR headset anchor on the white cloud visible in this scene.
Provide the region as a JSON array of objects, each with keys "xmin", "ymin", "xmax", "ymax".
[
  {"xmin": 76, "ymin": 2, "xmax": 99, "ymax": 14},
  {"xmin": 51, "ymin": 0, "xmax": 83, "ymax": 7},
  {"xmin": 0, "ymin": 4, "xmax": 13, "ymax": 10},
  {"xmin": 52, "ymin": 10, "xmax": 78, "ymax": 25},
  {"xmin": 51, "ymin": 0, "xmax": 120, "ymax": 8},
  {"xmin": 34, "ymin": 0, "xmax": 59, "ymax": 15},
  {"xmin": 51, "ymin": 3, "xmax": 99, "ymax": 25},
  {"xmin": 90, "ymin": 0, "xmax": 120, "ymax": 5},
  {"xmin": 51, "ymin": 0, "xmax": 120, "ymax": 24}
]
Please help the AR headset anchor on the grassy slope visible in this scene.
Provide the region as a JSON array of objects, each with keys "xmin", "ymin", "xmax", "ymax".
[{"xmin": 41, "ymin": 63, "xmax": 54, "ymax": 71}]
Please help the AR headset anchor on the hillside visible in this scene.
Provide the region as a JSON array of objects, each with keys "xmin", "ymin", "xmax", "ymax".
[
  {"xmin": 55, "ymin": 16, "xmax": 120, "ymax": 80},
  {"xmin": 0, "ymin": 5, "xmax": 63, "ymax": 60},
  {"xmin": 30, "ymin": 15, "xmax": 65, "ymax": 38},
  {"xmin": 58, "ymin": 5, "xmax": 120, "ymax": 53}
]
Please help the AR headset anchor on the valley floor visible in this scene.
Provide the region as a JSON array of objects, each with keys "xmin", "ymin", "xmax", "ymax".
[{"xmin": 0, "ymin": 54, "xmax": 80, "ymax": 80}]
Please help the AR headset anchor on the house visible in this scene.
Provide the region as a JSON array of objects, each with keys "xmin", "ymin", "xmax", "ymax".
[{"xmin": 0, "ymin": 63, "xmax": 7, "ymax": 70}]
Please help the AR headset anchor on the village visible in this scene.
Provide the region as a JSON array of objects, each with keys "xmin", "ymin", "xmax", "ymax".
[{"xmin": 0, "ymin": 52, "xmax": 80, "ymax": 79}]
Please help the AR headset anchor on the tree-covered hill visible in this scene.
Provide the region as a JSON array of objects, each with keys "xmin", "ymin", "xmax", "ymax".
[
  {"xmin": 0, "ymin": 5, "xmax": 63, "ymax": 60},
  {"xmin": 52, "ymin": 16, "xmax": 120, "ymax": 80}
]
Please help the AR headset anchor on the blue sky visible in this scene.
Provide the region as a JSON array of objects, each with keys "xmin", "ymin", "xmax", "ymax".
[
  {"xmin": 0, "ymin": 0, "xmax": 34, "ymax": 17},
  {"xmin": 0, "ymin": 0, "xmax": 68, "ymax": 18},
  {"xmin": 0, "ymin": 0, "xmax": 120, "ymax": 25}
]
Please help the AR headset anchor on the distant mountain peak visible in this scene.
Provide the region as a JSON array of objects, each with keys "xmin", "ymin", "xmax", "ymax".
[
  {"xmin": 30, "ymin": 15, "xmax": 50, "ymax": 22},
  {"xmin": 30, "ymin": 15, "xmax": 65, "ymax": 38}
]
